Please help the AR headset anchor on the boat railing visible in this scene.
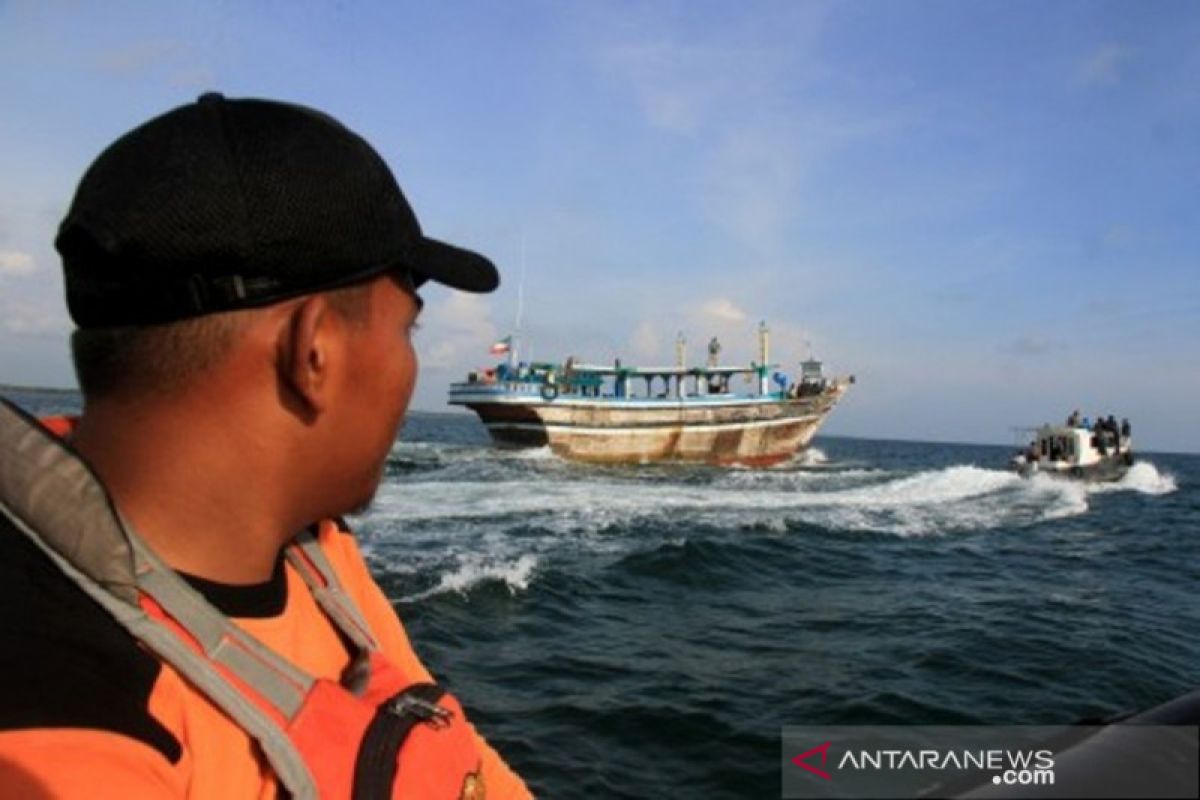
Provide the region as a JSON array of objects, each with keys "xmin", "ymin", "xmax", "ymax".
[{"xmin": 453, "ymin": 361, "xmax": 852, "ymax": 403}]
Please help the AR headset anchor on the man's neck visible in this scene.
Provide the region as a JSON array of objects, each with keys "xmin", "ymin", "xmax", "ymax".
[{"xmin": 70, "ymin": 396, "xmax": 303, "ymax": 585}]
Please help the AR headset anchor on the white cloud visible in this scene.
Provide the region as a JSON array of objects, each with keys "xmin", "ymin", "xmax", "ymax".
[
  {"xmin": 1076, "ymin": 43, "xmax": 1134, "ymax": 88},
  {"xmin": 415, "ymin": 291, "xmax": 499, "ymax": 370},
  {"xmin": 0, "ymin": 250, "xmax": 36, "ymax": 276},
  {"xmin": 1, "ymin": 298, "xmax": 68, "ymax": 338},
  {"xmin": 610, "ymin": 296, "xmax": 830, "ymax": 373},
  {"xmin": 701, "ymin": 297, "xmax": 746, "ymax": 323}
]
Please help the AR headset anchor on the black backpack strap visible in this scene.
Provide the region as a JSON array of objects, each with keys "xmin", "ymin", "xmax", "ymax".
[{"xmin": 353, "ymin": 682, "xmax": 451, "ymax": 800}]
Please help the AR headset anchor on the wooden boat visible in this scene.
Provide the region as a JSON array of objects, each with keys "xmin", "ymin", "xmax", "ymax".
[{"xmin": 448, "ymin": 325, "xmax": 852, "ymax": 467}]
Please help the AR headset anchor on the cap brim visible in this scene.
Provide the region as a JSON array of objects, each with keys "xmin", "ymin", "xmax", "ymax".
[{"xmin": 409, "ymin": 237, "xmax": 499, "ymax": 293}]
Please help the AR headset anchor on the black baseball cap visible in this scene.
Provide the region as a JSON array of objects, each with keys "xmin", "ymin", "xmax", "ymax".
[{"xmin": 56, "ymin": 92, "xmax": 498, "ymax": 328}]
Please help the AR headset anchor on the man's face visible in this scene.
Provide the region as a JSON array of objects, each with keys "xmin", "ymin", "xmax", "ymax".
[{"xmin": 333, "ymin": 273, "xmax": 421, "ymax": 512}]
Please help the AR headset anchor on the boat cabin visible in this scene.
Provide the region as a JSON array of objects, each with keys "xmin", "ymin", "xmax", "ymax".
[
  {"xmin": 1031, "ymin": 426, "xmax": 1094, "ymax": 465},
  {"xmin": 1022, "ymin": 423, "xmax": 1127, "ymax": 467},
  {"xmin": 1011, "ymin": 419, "xmax": 1133, "ymax": 481}
]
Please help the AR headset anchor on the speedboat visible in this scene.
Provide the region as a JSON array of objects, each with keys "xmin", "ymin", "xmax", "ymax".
[{"xmin": 1009, "ymin": 419, "xmax": 1132, "ymax": 481}]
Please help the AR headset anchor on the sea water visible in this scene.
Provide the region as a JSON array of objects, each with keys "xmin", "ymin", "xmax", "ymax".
[{"xmin": 6, "ymin": 388, "xmax": 1197, "ymax": 799}]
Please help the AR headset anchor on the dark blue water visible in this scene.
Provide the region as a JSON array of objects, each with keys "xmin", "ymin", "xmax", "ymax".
[{"xmin": 6, "ymin": 387, "xmax": 1198, "ymax": 799}]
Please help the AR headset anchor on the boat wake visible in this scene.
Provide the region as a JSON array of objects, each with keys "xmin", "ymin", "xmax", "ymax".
[
  {"xmin": 1095, "ymin": 461, "xmax": 1177, "ymax": 495},
  {"xmin": 792, "ymin": 447, "xmax": 828, "ymax": 467},
  {"xmin": 360, "ymin": 447, "xmax": 1180, "ymax": 599}
]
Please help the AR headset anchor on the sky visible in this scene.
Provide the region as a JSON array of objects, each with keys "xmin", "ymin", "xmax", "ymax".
[{"xmin": 1, "ymin": 0, "xmax": 1198, "ymax": 452}]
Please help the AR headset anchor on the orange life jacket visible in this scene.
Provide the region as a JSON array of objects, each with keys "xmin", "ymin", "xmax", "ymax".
[{"xmin": 0, "ymin": 400, "xmax": 487, "ymax": 800}]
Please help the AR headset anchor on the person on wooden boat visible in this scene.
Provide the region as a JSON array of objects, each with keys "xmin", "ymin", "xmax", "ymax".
[{"xmin": 0, "ymin": 93, "xmax": 530, "ymax": 800}]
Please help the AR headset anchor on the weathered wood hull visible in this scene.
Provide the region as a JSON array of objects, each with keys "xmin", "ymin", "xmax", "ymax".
[{"xmin": 459, "ymin": 383, "xmax": 849, "ymax": 466}]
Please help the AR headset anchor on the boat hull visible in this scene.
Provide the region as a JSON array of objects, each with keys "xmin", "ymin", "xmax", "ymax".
[
  {"xmin": 1012, "ymin": 451, "xmax": 1133, "ymax": 482},
  {"xmin": 455, "ymin": 383, "xmax": 849, "ymax": 466}
]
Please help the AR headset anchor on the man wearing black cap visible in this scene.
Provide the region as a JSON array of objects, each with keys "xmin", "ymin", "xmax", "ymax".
[{"xmin": 0, "ymin": 94, "xmax": 531, "ymax": 798}]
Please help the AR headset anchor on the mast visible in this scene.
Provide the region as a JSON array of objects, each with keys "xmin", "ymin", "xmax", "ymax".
[
  {"xmin": 758, "ymin": 320, "xmax": 770, "ymax": 395},
  {"xmin": 509, "ymin": 232, "xmax": 527, "ymax": 371},
  {"xmin": 675, "ymin": 332, "xmax": 687, "ymax": 398}
]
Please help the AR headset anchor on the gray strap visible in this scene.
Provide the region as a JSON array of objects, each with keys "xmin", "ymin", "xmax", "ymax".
[
  {"xmin": 286, "ymin": 531, "xmax": 380, "ymax": 653},
  {"xmin": 128, "ymin": 533, "xmax": 315, "ymax": 718},
  {"xmin": 0, "ymin": 400, "xmax": 138, "ymax": 602},
  {"xmin": 0, "ymin": 403, "xmax": 319, "ymax": 797},
  {"xmin": 0, "ymin": 501, "xmax": 318, "ymax": 800}
]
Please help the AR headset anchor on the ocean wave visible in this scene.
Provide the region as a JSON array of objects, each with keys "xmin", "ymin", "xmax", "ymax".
[{"xmin": 392, "ymin": 552, "xmax": 539, "ymax": 602}]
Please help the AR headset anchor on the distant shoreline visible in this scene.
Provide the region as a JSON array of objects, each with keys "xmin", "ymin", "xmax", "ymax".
[{"xmin": 0, "ymin": 383, "xmax": 78, "ymax": 395}]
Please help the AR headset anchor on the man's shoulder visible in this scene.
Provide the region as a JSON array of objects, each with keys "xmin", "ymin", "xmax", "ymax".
[
  {"xmin": 312, "ymin": 516, "xmax": 370, "ymax": 580},
  {"xmin": 0, "ymin": 513, "xmax": 181, "ymax": 763}
]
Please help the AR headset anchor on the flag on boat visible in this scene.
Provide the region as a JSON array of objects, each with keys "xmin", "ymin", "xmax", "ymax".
[{"xmin": 490, "ymin": 336, "xmax": 512, "ymax": 355}]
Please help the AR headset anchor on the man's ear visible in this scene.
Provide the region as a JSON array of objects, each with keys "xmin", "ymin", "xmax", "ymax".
[{"xmin": 277, "ymin": 295, "xmax": 335, "ymax": 416}]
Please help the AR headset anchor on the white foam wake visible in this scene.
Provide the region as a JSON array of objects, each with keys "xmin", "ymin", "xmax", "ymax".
[
  {"xmin": 357, "ymin": 456, "xmax": 1190, "ymax": 600},
  {"xmin": 794, "ymin": 447, "xmax": 828, "ymax": 466},
  {"xmin": 508, "ymin": 445, "xmax": 558, "ymax": 461},
  {"xmin": 366, "ymin": 460, "xmax": 1100, "ymax": 542},
  {"xmin": 396, "ymin": 553, "xmax": 539, "ymax": 602},
  {"xmin": 1091, "ymin": 462, "xmax": 1177, "ymax": 495}
]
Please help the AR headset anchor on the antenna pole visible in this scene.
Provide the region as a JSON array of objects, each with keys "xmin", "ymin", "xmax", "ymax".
[
  {"xmin": 511, "ymin": 232, "xmax": 527, "ymax": 369},
  {"xmin": 758, "ymin": 321, "xmax": 770, "ymax": 395}
]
